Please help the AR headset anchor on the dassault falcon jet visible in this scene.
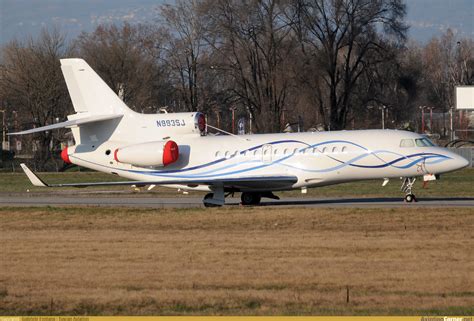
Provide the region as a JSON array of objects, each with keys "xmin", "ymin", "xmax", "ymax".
[{"xmin": 12, "ymin": 59, "xmax": 469, "ymax": 206}]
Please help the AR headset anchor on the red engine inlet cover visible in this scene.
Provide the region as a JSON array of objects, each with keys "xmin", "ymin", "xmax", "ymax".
[
  {"xmin": 197, "ymin": 113, "xmax": 206, "ymax": 132},
  {"xmin": 61, "ymin": 147, "xmax": 71, "ymax": 164},
  {"xmin": 163, "ymin": 140, "xmax": 179, "ymax": 166}
]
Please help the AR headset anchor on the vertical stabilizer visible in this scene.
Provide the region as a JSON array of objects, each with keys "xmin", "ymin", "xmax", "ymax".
[{"xmin": 60, "ymin": 58, "xmax": 133, "ymax": 115}]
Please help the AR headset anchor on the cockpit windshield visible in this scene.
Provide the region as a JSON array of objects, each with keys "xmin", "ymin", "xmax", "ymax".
[
  {"xmin": 400, "ymin": 139, "xmax": 414, "ymax": 147},
  {"xmin": 400, "ymin": 137, "xmax": 436, "ymax": 148},
  {"xmin": 415, "ymin": 138, "xmax": 435, "ymax": 147}
]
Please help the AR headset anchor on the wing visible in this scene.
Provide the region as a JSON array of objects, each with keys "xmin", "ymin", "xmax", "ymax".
[
  {"xmin": 8, "ymin": 114, "xmax": 123, "ymax": 135},
  {"xmin": 20, "ymin": 164, "xmax": 297, "ymax": 190}
]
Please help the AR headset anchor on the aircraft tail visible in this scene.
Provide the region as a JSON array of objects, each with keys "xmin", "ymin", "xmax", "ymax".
[
  {"xmin": 11, "ymin": 58, "xmax": 204, "ymax": 145},
  {"xmin": 60, "ymin": 58, "xmax": 133, "ymax": 115}
]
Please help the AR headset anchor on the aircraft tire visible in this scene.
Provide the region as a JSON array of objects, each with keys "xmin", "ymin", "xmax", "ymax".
[
  {"xmin": 203, "ymin": 193, "xmax": 221, "ymax": 207},
  {"xmin": 241, "ymin": 192, "xmax": 261, "ymax": 206},
  {"xmin": 404, "ymin": 193, "xmax": 416, "ymax": 203}
]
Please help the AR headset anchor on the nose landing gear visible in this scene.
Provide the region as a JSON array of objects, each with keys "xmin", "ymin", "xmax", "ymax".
[{"xmin": 401, "ymin": 177, "xmax": 417, "ymax": 203}]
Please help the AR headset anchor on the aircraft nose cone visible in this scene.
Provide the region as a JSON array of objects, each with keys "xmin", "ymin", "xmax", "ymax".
[
  {"xmin": 429, "ymin": 150, "xmax": 470, "ymax": 174},
  {"xmin": 446, "ymin": 152, "xmax": 470, "ymax": 172},
  {"xmin": 455, "ymin": 154, "xmax": 470, "ymax": 170}
]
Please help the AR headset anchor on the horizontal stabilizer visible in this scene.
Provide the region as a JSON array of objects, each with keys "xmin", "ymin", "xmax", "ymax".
[
  {"xmin": 8, "ymin": 114, "xmax": 123, "ymax": 135},
  {"xmin": 20, "ymin": 164, "xmax": 47, "ymax": 187},
  {"xmin": 20, "ymin": 164, "xmax": 297, "ymax": 190}
]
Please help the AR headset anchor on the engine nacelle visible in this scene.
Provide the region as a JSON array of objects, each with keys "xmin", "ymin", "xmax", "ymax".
[{"xmin": 114, "ymin": 140, "xmax": 179, "ymax": 167}]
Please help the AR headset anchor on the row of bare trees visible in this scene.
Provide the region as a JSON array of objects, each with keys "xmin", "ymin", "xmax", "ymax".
[
  {"xmin": 0, "ymin": 29, "xmax": 72, "ymax": 170},
  {"xmin": 1, "ymin": 0, "xmax": 473, "ymax": 169}
]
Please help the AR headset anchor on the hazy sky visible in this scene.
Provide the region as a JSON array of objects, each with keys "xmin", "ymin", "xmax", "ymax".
[{"xmin": 0, "ymin": 0, "xmax": 473, "ymax": 45}]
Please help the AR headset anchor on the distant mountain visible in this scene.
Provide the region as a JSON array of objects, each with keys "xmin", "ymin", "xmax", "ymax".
[
  {"xmin": 405, "ymin": 0, "xmax": 473, "ymax": 42},
  {"xmin": 0, "ymin": 0, "xmax": 472, "ymax": 45},
  {"xmin": 0, "ymin": 0, "xmax": 166, "ymax": 44}
]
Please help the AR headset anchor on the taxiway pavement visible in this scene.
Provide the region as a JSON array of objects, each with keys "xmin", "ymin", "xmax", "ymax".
[{"xmin": 1, "ymin": 194, "xmax": 473, "ymax": 208}]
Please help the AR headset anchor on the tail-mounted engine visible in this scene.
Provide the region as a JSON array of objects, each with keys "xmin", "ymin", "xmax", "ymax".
[
  {"xmin": 114, "ymin": 140, "xmax": 179, "ymax": 167},
  {"xmin": 195, "ymin": 112, "xmax": 206, "ymax": 134}
]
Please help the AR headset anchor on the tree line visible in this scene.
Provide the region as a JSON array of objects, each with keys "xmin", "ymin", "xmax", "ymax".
[{"xmin": 1, "ymin": 0, "xmax": 473, "ymax": 170}]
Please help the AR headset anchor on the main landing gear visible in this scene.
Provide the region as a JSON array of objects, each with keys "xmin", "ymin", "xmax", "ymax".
[
  {"xmin": 241, "ymin": 192, "xmax": 261, "ymax": 205},
  {"xmin": 202, "ymin": 190, "xmax": 279, "ymax": 207},
  {"xmin": 203, "ymin": 193, "xmax": 220, "ymax": 207},
  {"xmin": 240, "ymin": 192, "xmax": 279, "ymax": 206},
  {"xmin": 401, "ymin": 177, "xmax": 417, "ymax": 203},
  {"xmin": 203, "ymin": 185, "xmax": 226, "ymax": 207}
]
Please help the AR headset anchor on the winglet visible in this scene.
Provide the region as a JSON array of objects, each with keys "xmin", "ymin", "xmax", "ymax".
[{"xmin": 20, "ymin": 163, "xmax": 49, "ymax": 187}]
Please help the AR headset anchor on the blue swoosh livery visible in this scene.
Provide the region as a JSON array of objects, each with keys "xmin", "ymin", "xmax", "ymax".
[{"xmin": 124, "ymin": 139, "xmax": 451, "ymax": 179}]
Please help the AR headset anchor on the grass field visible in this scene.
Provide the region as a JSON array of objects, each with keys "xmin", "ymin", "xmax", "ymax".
[
  {"xmin": 0, "ymin": 206, "xmax": 473, "ymax": 315},
  {"xmin": 0, "ymin": 168, "xmax": 473, "ymax": 198}
]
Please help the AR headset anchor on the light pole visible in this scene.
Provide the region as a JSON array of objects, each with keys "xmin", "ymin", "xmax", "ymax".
[
  {"xmin": 230, "ymin": 106, "xmax": 236, "ymax": 134},
  {"xmin": 428, "ymin": 107, "xmax": 434, "ymax": 132},
  {"xmin": 367, "ymin": 105, "xmax": 384, "ymax": 129},
  {"xmin": 380, "ymin": 105, "xmax": 387, "ymax": 130},
  {"xmin": 281, "ymin": 108, "xmax": 286, "ymax": 131},
  {"xmin": 0, "ymin": 109, "xmax": 6, "ymax": 150},
  {"xmin": 420, "ymin": 106, "xmax": 436, "ymax": 133},
  {"xmin": 449, "ymin": 107, "xmax": 455, "ymax": 141},
  {"xmin": 419, "ymin": 106, "xmax": 426, "ymax": 133},
  {"xmin": 247, "ymin": 107, "xmax": 253, "ymax": 134}
]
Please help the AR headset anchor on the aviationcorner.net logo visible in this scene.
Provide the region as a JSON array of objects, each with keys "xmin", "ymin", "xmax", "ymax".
[{"xmin": 421, "ymin": 317, "xmax": 472, "ymax": 321}]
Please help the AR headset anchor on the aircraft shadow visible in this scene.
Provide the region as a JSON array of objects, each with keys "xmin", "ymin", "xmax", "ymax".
[{"xmin": 228, "ymin": 196, "xmax": 474, "ymax": 207}]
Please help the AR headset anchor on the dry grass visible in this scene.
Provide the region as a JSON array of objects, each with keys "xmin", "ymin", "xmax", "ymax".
[{"xmin": 0, "ymin": 206, "xmax": 473, "ymax": 315}]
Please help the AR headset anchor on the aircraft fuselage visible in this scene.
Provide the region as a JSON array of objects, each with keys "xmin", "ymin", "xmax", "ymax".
[{"xmin": 66, "ymin": 128, "xmax": 468, "ymax": 192}]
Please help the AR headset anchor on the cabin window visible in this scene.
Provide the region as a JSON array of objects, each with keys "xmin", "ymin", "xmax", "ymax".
[
  {"xmin": 322, "ymin": 147, "xmax": 327, "ymax": 154},
  {"xmin": 225, "ymin": 151, "xmax": 231, "ymax": 158},
  {"xmin": 400, "ymin": 139, "xmax": 415, "ymax": 147},
  {"xmin": 274, "ymin": 149, "xmax": 278, "ymax": 155},
  {"xmin": 293, "ymin": 148, "xmax": 298, "ymax": 154},
  {"xmin": 332, "ymin": 147, "xmax": 337, "ymax": 154},
  {"xmin": 283, "ymin": 148, "xmax": 289, "ymax": 155},
  {"xmin": 341, "ymin": 146, "xmax": 347, "ymax": 153},
  {"xmin": 215, "ymin": 151, "xmax": 221, "ymax": 158},
  {"xmin": 312, "ymin": 148, "xmax": 317, "ymax": 154}
]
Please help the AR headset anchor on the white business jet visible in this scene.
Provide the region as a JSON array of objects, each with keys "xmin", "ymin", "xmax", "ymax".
[{"xmin": 11, "ymin": 59, "xmax": 469, "ymax": 206}]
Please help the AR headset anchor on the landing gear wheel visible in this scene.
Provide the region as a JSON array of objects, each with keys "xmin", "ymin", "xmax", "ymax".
[
  {"xmin": 401, "ymin": 177, "xmax": 418, "ymax": 203},
  {"xmin": 404, "ymin": 193, "xmax": 417, "ymax": 203},
  {"xmin": 203, "ymin": 193, "xmax": 220, "ymax": 207},
  {"xmin": 241, "ymin": 192, "xmax": 261, "ymax": 206}
]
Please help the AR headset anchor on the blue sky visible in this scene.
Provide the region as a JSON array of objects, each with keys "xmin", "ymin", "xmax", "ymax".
[{"xmin": 0, "ymin": 0, "xmax": 473, "ymax": 45}]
